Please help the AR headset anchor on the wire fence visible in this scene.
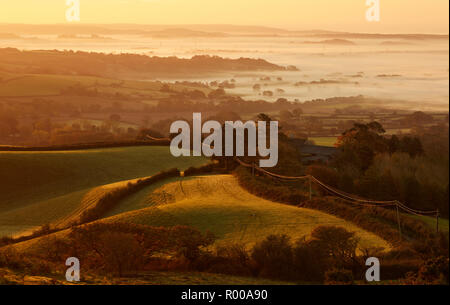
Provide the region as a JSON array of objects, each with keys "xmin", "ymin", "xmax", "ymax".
[{"xmin": 235, "ymin": 157, "xmax": 440, "ymax": 235}]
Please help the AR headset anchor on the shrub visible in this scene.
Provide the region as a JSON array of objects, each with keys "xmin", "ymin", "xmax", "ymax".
[
  {"xmin": 325, "ymin": 268, "xmax": 354, "ymax": 285},
  {"xmin": 210, "ymin": 244, "xmax": 252, "ymax": 276},
  {"xmin": 300, "ymin": 197, "xmax": 436, "ymax": 247},
  {"xmin": 291, "ymin": 226, "xmax": 360, "ymax": 283},
  {"xmin": 305, "ymin": 165, "xmax": 339, "ymax": 188},
  {"xmin": 251, "ymin": 234, "xmax": 294, "ymax": 280},
  {"xmin": 309, "ymin": 226, "xmax": 358, "ymax": 267},
  {"xmin": 417, "ymin": 256, "xmax": 449, "ymax": 284},
  {"xmin": 0, "ymin": 247, "xmax": 52, "ymax": 276},
  {"xmin": 292, "ymin": 237, "xmax": 327, "ymax": 282},
  {"xmin": 184, "ymin": 163, "xmax": 221, "ymax": 176},
  {"xmin": 20, "ymin": 222, "xmax": 215, "ymax": 276},
  {"xmin": 96, "ymin": 231, "xmax": 146, "ymax": 276},
  {"xmin": 235, "ymin": 166, "xmax": 309, "ymax": 204}
]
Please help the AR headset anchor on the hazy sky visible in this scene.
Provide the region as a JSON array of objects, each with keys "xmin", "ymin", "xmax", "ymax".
[{"xmin": 0, "ymin": 0, "xmax": 448, "ymax": 33}]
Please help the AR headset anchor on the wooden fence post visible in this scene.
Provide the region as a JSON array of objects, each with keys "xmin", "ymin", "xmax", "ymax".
[
  {"xmin": 436, "ymin": 209, "xmax": 440, "ymax": 233},
  {"xmin": 396, "ymin": 203, "xmax": 402, "ymax": 241},
  {"xmin": 309, "ymin": 176, "xmax": 312, "ymax": 201}
]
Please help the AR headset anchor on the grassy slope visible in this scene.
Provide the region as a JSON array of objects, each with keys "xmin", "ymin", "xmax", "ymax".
[
  {"xmin": 309, "ymin": 137, "xmax": 338, "ymax": 147},
  {"xmin": 0, "ymin": 146, "xmax": 207, "ymax": 236},
  {"xmin": 0, "ymin": 73, "xmax": 210, "ymax": 97},
  {"xmin": 101, "ymin": 175, "xmax": 390, "ymax": 250},
  {"xmin": 410, "ymin": 215, "xmax": 449, "ymax": 233}
]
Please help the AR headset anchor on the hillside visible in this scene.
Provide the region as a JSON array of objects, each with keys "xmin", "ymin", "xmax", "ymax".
[
  {"xmin": 0, "ymin": 48, "xmax": 292, "ymax": 79},
  {"xmin": 10, "ymin": 174, "xmax": 389, "ymax": 258},
  {"xmin": 0, "ymin": 146, "xmax": 207, "ymax": 236},
  {"xmin": 100, "ymin": 175, "xmax": 390, "ymax": 250},
  {"xmin": 0, "ymin": 71, "xmax": 210, "ymax": 97}
]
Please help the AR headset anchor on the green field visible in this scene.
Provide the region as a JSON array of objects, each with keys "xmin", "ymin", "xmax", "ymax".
[
  {"xmin": 0, "ymin": 146, "xmax": 208, "ymax": 236},
  {"xmin": 309, "ymin": 137, "xmax": 338, "ymax": 147},
  {"xmin": 0, "ymin": 73, "xmax": 210, "ymax": 97},
  {"xmin": 100, "ymin": 175, "xmax": 390, "ymax": 250},
  {"xmin": 410, "ymin": 215, "xmax": 449, "ymax": 233}
]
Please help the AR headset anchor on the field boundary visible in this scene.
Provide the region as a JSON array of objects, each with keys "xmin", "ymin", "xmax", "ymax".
[
  {"xmin": 235, "ymin": 158, "xmax": 439, "ymax": 218},
  {"xmin": 233, "ymin": 160, "xmax": 441, "ymax": 244},
  {"xmin": 0, "ymin": 140, "xmax": 170, "ymax": 151},
  {"xmin": 0, "ymin": 168, "xmax": 181, "ymax": 247}
]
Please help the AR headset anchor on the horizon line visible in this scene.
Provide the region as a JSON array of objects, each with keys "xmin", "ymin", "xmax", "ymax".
[{"xmin": 0, "ymin": 23, "xmax": 448, "ymax": 36}]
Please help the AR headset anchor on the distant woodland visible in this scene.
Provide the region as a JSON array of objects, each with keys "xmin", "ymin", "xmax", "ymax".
[{"xmin": 0, "ymin": 48, "xmax": 293, "ymax": 79}]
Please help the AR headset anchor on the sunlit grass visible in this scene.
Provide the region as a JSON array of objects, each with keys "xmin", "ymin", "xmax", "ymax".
[
  {"xmin": 102, "ymin": 175, "xmax": 390, "ymax": 250},
  {"xmin": 309, "ymin": 136, "xmax": 338, "ymax": 147},
  {"xmin": 0, "ymin": 146, "xmax": 208, "ymax": 237}
]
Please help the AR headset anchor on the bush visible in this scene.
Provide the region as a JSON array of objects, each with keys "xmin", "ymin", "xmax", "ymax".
[
  {"xmin": 251, "ymin": 234, "xmax": 294, "ymax": 280},
  {"xmin": 300, "ymin": 197, "xmax": 436, "ymax": 247},
  {"xmin": 193, "ymin": 244, "xmax": 252, "ymax": 276},
  {"xmin": 309, "ymin": 226, "xmax": 358, "ymax": 267},
  {"xmin": 417, "ymin": 256, "xmax": 449, "ymax": 284},
  {"xmin": 96, "ymin": 231, "xmax": 145, "ymax": 276},
  {"xmin": 380, "ymin": 259, "xmax": 421, "ymax": 280},
  {"xmin": 23, "ymin": 222, "xmax": 215, "ymax": 276},
  {"xmin": 0, "ymin": 247, "xmax": 52, "ymax": 276},
  {"xmin": 325, "ymin": 268, "xmax": 354, "ymax": 285},
  {"xmin": 249, "ymin": 227, "xmax": 365, "ymax": 283},
  {"xmin": 292, "ymin": 238, "xmax": 327, "ymax": 282},
  {"xmin": 305, "ymin": 165, "xmax": 339, "ymax": 188},
  {"xmin": 184, "ymin": 163, "xmax": 219, "ymax": 176}
]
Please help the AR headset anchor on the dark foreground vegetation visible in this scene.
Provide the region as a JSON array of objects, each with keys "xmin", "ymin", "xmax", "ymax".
[{"xmin": 1, "ymin": 222, "xmax": 447, "ymax": 285}]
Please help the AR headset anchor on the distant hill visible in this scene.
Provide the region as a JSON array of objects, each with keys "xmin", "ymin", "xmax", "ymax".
[
  {"xmin": 0, "ymin": 48, "xmax": 293, "ymax": 79},
  {"xmin": 380, "ymin": 40, "xmax": 415, "ymax": 46},
  {"xmin": 141, "ymin": 28, "xmax": 228, "ymax": 38},
  {"xmin": 304, "ymin": 39, "xmax": 356, "ymax": 45},
  {"xmin": 305, "ymin": 32, "xmax": 448, "ymax": 40},
  {"xmin": 0, "ymin": 33, "xmax": 21, "ymax": 39},
  {"xmin": 1, "ymin": 24, "xmax": 446, "ymax": 39},
  {"xmin": 0, "ymin": 24, "xmax": 289, "ymax": 36}
]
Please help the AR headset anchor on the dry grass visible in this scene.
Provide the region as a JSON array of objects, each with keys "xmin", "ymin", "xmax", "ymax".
[{"xmin": 100, "ymin": 175, "xmax": 390, "ymax": 250}]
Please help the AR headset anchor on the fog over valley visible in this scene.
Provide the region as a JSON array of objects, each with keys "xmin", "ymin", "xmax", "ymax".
[{"xmin": 1, "ymin": 25, "xmax": 448, "ymax": 111}]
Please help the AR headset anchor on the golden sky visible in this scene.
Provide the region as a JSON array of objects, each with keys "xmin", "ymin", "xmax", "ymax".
[{"xmin": 0, "ymin": 0, "xmax": 448, "ymax": 33}]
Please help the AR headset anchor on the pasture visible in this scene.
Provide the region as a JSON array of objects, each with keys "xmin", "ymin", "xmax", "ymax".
[
  {"xmin": 0, "ymin": 146, "xmax": 208, "ymax": 236},
  {"xmin": 101, "ymin": 175, "xmax": 390, "ymax": 250}
]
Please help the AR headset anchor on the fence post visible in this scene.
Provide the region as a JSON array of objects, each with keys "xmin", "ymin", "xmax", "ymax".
[
  {"xmin": 252, "ymin": 162, "xmax": 255, "ymax": 176},
  {"xmin": 396, "ymin": 202, "xmax": 402, "ymax": 241},
  {"xmin": 436, "ymin": 209, "xmax": 440, "ymax": 233},
  {"xmin": 309, "ymin": 176, "xmax": 312, "ymax": 201}
]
